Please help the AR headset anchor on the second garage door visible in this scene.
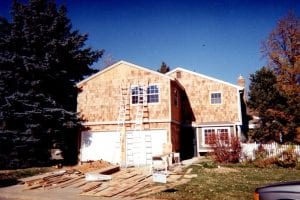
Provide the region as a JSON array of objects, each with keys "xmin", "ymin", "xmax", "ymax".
[{"xmin": 126, "ymin": 129, "xmax": 167, "ymax": 166}]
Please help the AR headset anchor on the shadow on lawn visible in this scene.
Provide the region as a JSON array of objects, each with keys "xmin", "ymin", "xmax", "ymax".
[{"xmin": 0, "ymin": 178, "xmax": 22, "ymax": 188}]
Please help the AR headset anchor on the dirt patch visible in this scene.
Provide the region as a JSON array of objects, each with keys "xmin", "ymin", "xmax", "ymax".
[
  {"xmin": 203, "ymin": 166, "xmax": 239, "ymax": 173},
  {"xmin": 66, "ymin": 160, "xmax": 111, "ymax": 173}
]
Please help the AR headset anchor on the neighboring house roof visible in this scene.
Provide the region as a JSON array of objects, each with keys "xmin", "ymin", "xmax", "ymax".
[
  {"xmin": 167, "ymin": 67, "xmax": 244, "ymax": 91},
  {"xmin": 76, "ymin": 60, "xmax": 175, "ymax": 87}
]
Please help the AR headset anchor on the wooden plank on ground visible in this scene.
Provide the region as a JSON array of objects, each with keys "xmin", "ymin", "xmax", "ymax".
[
  {"xmin": 99, "ymin": 175, "xmax": 147, "ymax": 197},
  {"xmin": 81, "ymin": 182, "xmax": 102, "ymax": 193},
  {"xmin": 84, "ymin": 185, "xmax": 110, "ymax": 197},
  {"xmin": 135, "ymin": 185, "xmax": 166, "ymax": 198},
  {"xmin": 119, "ymin": 172, "xmax": 138, "ymax": 180},
  {"xmin": 118, "ymin": 181, "xmax": 150, "ymax": 197},
  {"xmin": 60, "ymin": 176, "xmax": 85, "ymax": 188},
  {"xmin": 80, "ymin": 185, "xmax": 110, "ymax": 196},
  {"xmin": 87, "ymin": 165, "xmax": 120, "ymax": 175},
  {"xmin": 43, "ymin": 177, "xmax": 73, "ymax": 188},
  {"xmin": 74, "ymin": 181, "xmax": 88, "ymax": 188}
]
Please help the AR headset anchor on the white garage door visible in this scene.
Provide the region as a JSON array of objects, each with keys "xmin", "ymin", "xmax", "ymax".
[
  {"xmin": 80, "ymin": 131, "xmax": 121, "ymax": 164},
  {"xmin": 80, "ymin": 130, "xmax": 167, "ymax": 166},
  {"xmin": 126, "ymin": 130, "xmax": 167, "ymax": 166}
]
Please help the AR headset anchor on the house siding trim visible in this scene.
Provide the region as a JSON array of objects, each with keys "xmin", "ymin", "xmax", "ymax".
[
  {"xmin": 167, "ymin": 67, "xmax": 244, "ymax": 91},
  {"xmin": 237, "ymin": 90, "xmax": 243, "ymax": 126},
  {"xmin": 77, "ymin": 60, "xmax": 175, "ymax": 87}
]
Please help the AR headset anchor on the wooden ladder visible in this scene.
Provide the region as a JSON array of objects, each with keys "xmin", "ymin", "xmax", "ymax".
[{"xmin": 116, "ymin": 86, "xmax": 130, "ymax": 166}]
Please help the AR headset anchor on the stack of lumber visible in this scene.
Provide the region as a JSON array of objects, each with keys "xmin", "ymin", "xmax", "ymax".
[
  {"xmin": 22, "ymin": 165, "xmax": 119, "ymax": 191},
  {"xmin": 79, "ymin": 167, "xmax": 197, "ymax": 198},
  {"xmin": 21, "ymin": 165, "xmax": 197, "ymax": 198}
]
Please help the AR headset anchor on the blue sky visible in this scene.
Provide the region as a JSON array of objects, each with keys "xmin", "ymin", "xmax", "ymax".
[{"xmin": 0, "ymin": 0, "xmax": 299, "ymax": 85}]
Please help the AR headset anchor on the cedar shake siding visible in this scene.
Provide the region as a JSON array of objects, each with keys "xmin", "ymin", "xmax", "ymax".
[{"xmin": 167, "ymin": 68, "xmax": 242, "ymax": 125}]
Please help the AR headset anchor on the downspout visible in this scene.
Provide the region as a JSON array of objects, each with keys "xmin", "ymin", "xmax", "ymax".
[
  {"xmin": 237, "ymin": 88, "xmax": 243, "ymax": 138},
  {"xmin": 168, "ymin": 80, "xmax": 172, "ymax": 152}
]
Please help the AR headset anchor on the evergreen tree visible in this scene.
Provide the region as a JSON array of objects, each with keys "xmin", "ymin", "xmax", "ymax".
[
  {"xmin": 0, "ymin": 0, "xmax": 103, "ymax": 168},
  {"xmin": 157, "ymin": 62, "xmax": 170, "ymax": 74},
  {"xmin": 248, "ymin": 67, "xmax": 287, "ymax": 142}
]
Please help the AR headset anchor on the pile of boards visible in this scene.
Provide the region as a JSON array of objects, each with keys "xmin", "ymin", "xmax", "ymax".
[{"xmin": 21, "ymin": 164, "xmax": 197, "ymax": 198}]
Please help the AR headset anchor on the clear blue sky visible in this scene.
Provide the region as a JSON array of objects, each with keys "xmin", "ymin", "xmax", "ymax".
[{"xmin": 0, "ymin": 0, "xmax": 299, "ymax": 85}]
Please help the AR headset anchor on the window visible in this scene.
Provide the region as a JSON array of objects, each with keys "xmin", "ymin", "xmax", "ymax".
[
  {"xmin": 131, "ymin": 85, "xmax": 159, "ymax": 104},
  {"xmin": 204, "ymin": 129, "xmax": 216, "ymax": 145},
  {"xmin": 203, "ymin": 127, "xmax": 230, "ymax": 145},
  {"xmin": 211, "ymin": 92, "xmax": 221, "ymax": 104},
  {"xmin": 147, "ymin": 85, "xmax": 159, "ymax": 103},
  {"xmin": 131, "ymin": 86, "xmax": 144, "ymax": 104},
  {"xmin": 218, "ymin": 128, "xmax": 229, "ymax": 144}
]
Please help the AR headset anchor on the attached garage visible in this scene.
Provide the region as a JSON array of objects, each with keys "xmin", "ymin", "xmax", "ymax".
[{"xmin": 80, "ymin": 130, "xmax": 168, "ymax": 166}]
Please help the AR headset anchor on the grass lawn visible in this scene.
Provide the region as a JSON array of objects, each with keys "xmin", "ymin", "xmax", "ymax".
[{"xmin": 154, "ymin": 162, "xmax": 300, "ymax": 200}]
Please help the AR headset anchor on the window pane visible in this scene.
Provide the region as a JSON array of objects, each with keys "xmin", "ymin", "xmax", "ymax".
[
  {"xmin": 217, "ymin": 128, "xmax": 229, "ymax": 144},
  {"xmin": 211, "ymin": 93, "xmax": 221, "ymax": 104},
  {"xmin": 147, "ymin": 85, "xmax": 159, "ymax": 103},
  {"xmin": 204, "ymin": 129, "xmax": 216, "ymax": 145}
]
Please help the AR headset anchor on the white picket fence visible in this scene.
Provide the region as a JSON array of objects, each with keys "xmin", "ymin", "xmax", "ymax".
[{"xmin": 241, "ymin": 142, "xmax": 300, "ymax": 161}]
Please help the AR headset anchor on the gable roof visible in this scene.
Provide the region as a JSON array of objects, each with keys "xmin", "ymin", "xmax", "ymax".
[
  {"xmin": 76, "ymin": 60, "xmax": 174, "ymax": 87},
  {"xmin": 166, "ymin": 67, "xmax": 244, "ymax": 90}
]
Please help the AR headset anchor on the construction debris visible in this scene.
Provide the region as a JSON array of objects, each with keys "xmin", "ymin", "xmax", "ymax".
[
  {"xmin": 85, "ymin": 173, "xmax": 111, "ymax": 181},
  {"xmin": 20, "ymin": 162, "xmax": 197, "ymax": 198}
]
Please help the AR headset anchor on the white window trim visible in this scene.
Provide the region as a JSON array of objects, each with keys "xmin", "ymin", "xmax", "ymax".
[
  {"xmin": 210, "ymin": 91, "xmax": 222, "ymax": 105},
  {"xmin": 202, "ymin": 127, "xmax": 230, "ymax": 147}
]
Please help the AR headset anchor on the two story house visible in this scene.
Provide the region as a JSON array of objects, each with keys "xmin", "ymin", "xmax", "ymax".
[{"xmin": 76, "ymin": 60, "xmax": 245, "ymax": 166}]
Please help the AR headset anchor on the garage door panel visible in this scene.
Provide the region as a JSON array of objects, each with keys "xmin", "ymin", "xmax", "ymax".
[
  {"xmin": 81, "ymin": 131, "xmax": 120, "ymax": 164},
  {"xmin": 126, "ymin": 130, "xmax": 167, "ymax": 166}
]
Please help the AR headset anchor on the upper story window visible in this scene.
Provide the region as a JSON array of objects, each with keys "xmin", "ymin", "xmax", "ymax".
[
  {"xmin": 147, "ymin": 85, "xmax": 159, "ymax": 103},
  {"xmin": 131, "ymin": 86, "xmax": 144, "ymax": 104},
  {"xmin": 131, "ymin": 85, "xmax": 159, "ymax": 104},
  {"xmin": 211, "ymin": 92, "xmax": 221, "ymax": 104}
]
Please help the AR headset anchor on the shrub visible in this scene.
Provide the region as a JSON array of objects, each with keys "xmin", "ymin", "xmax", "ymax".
[
  {"xmin": 253, "ymin": 157, "xmax": 278, "ymax": 168},
  {"xmin": 209, "ymin": 134, "xmax": 241, "ymax": 164},
  {"xmin": 252, "ymin": 145, "xmax": 299, "ymax": 168},
  {"xmin": 275, "ymin": 146, "xmax": 297, "ymax": 168}
]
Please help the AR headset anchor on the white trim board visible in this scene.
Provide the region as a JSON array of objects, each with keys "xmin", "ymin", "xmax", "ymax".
[
  {"xmin": 167, "ymin": 67, "xmax": 244, "ymax": 90},
  {"xmin": 76, "ymin": 60, "xmax": 174, "ymax": 87}
]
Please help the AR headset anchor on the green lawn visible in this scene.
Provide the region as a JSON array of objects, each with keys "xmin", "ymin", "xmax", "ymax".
[{"xmin": 154, "ymin": 163, "xmax": 300, "ymax": 200}]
